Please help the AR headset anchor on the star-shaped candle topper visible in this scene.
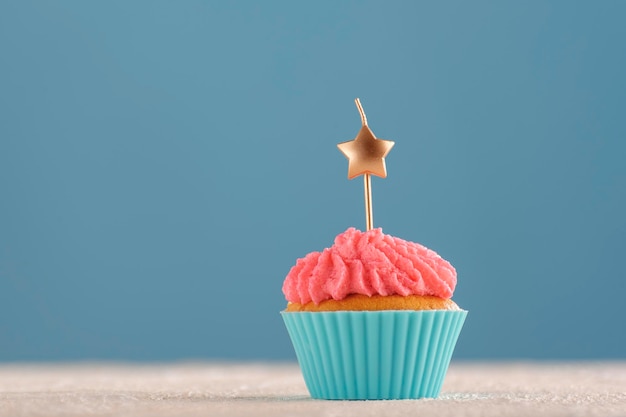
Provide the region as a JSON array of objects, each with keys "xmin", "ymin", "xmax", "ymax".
[
  {"xmin": 337, "ymin": 100, "xmax": 395, "ymax": 179},
  {"xmin": 337, "ymin": 99, "xmax": 395, "ymax": 231}
]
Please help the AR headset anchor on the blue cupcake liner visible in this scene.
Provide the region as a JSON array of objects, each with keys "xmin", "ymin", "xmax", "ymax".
[{"xmin": 281, "ymin": 309, "xmax": 467, "ymax": 400}]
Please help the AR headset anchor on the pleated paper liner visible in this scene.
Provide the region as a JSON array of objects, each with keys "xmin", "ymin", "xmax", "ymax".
[{"xmin": 281, "ymin": 309, "xmax": 467, "ymax": 400}]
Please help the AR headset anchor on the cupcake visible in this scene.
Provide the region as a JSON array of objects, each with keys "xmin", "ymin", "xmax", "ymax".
[
  {"xmin": 281, "ymin": 98, "xmax": 467, "ymax": 399},
  {"xmin": 281, "ymin": 227, "xmax": 467, "ymax": 400}
]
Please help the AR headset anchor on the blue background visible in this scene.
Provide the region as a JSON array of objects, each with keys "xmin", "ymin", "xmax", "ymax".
[{"xmin": 1, "ymin": 1, "xmax": 625, "ymax": 361}]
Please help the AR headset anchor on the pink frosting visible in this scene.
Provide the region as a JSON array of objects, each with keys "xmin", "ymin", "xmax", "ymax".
[{"xmin": 282, "ymin": 228, "xmax": 457, "ymax": 304}]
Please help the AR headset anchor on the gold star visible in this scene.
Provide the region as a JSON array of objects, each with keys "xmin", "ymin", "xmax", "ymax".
[{"xmin": 337, "ymin": 100, "xmax": 395, "ymax": 179}]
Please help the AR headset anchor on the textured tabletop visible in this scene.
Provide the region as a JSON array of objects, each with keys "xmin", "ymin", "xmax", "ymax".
[{"xmin": 0, "ymin": 362, "xmax": 625, "ymax": 417}]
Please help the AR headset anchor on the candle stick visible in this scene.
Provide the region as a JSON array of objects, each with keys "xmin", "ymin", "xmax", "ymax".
[
  {"xmin": 337, "ymin": 98, "xmax": 395, "ymax": 231},
  {"xmin": 354, "ymin": 99, "xmax": 374, "ymax": 230},
  {"xmin": 364, "ymin": 173, "xmax": 373, "ymax": 230}
]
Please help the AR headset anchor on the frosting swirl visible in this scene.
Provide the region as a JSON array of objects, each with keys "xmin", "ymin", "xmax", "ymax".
[{"xmin": 282, "ymin": 228, "xmax": 457, "ymax": 305}]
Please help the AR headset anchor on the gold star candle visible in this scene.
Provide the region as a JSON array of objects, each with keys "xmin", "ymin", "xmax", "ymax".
[{"xmin": 337, "ymin": 98, "xmax": 394, "ymax": 230}]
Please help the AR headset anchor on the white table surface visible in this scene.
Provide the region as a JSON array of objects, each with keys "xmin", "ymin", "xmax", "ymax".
[{"xmin": 1, "ymin": 362, "xmax": 625, "ymax": 417}]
